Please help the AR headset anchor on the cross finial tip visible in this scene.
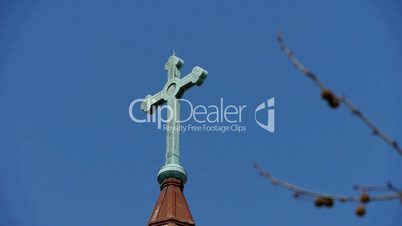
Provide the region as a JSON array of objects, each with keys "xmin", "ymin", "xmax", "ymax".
[{"xmin": 165, "ymin": 53, "xmax": 184, "ymax": 72}]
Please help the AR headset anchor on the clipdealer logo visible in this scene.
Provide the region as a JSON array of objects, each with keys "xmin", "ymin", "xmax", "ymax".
[
  {"xmin": 129, "ymin": 97, "xmax": 275, "ymax": 133},
  {"xmin": 254, "ymin": 97, "xmax": 275, "ymax": 133}
]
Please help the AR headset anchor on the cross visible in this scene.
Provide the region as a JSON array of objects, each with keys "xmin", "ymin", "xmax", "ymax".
[{"xmin": 141, "ymin": 54, "xmax": 208, "ymax": 184}]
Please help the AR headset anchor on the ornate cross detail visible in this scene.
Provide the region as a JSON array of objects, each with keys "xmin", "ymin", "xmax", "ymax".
[{"xmin": 141, "ymin": 54, "xmax": 208, "ymax": 184}]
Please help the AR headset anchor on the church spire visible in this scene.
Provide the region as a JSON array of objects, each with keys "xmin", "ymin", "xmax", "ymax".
[
  {"xmin": 141, "ymin": 54, "xmax": 208, "ymax": 226},
  {"xmin": 147, "ymin": 178, "xmax": 195, "ymax": 226}
]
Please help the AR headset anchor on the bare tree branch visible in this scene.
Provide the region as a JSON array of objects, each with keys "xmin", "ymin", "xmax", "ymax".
[
  {"xmin": 255, "ymin": 164, "xmax": 402, "ymax": 203},
  {"xmin": 353, "ymin": 183, "xmax": 402, "ymax": 193},
  {"xmin": 276, "ymin": 32, "xmax": 402, "ymax": 156}
]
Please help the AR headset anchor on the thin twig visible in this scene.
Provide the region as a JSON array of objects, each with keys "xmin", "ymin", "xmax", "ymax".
[
  {"xmin": 276, "ymin": 32, "xmax": 402, "ymax": 156},
  {"xmin": 255, "ymin": 164, "xmax": 402, "ymax": 203},
  {"xmin": 354, "ymin": 183, "xmax": 402, "ymax": 193}
]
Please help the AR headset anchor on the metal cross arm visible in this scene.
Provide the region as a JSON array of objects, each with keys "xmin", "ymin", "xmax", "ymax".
[
  {"xmin": 140, "ymin": 54, "xmax": 208, "ymax": 184},
  {"xmin": 141, "ymin": 65, "xmax": 208, "ymax": 114}
]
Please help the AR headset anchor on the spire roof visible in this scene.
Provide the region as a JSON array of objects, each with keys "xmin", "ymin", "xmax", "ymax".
[{"xmin": 147, "ymin": 178, "xmax": 195, "ymax": 226}]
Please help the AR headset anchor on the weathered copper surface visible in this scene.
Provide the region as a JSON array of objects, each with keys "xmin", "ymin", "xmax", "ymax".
[
  {"xmin": 147, "ymin": 178, "xmax": 195, "ymax": 226},
  {"xmin": 140, "ymin": 55, "xmax": 208, "ymax": 184}
]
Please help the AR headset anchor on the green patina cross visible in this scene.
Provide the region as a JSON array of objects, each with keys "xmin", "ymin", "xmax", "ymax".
[{"xmin": 141, "ymin": 54, "xmax": 208, "ymax": 184}]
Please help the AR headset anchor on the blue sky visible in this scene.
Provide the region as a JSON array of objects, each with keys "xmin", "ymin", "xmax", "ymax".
[{"xmin": 0, "ymin": 0, "xmax": 401, "ymax": 226}]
